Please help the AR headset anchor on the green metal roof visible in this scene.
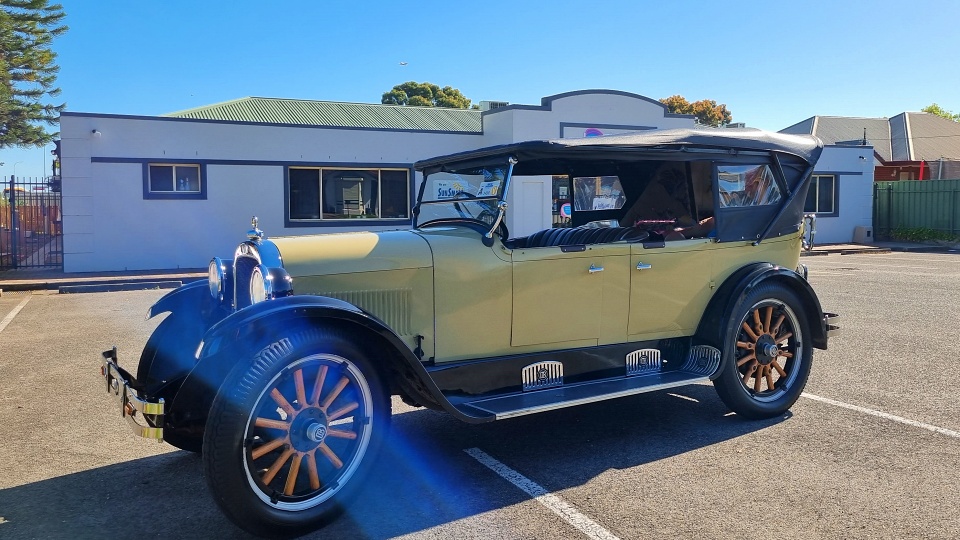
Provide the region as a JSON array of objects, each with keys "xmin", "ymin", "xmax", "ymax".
[{"xmin": 163, "ymin": 97, "xmax": 482, "ymax": 133}]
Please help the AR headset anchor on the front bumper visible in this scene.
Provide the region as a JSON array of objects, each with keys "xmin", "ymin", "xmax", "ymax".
[
  {"xmin": 101, "ymin": 347, "xmax": 165, "ymax": 441},
  {"xmin": 824, "ymin": 312, "xmax": 840, "ymax": 338}
]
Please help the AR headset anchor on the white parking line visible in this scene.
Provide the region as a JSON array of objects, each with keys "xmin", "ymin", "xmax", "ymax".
[
  {"xmin": 801, "ymin": 393, "xmax": 960, "ymax": 439},
  {"xmin": 0, "ymin": 296, "xmax": 31, "ymax": 334},
  {"xmin": 464, "ymin": 448, "xmax": 621, "ymax": 540}
]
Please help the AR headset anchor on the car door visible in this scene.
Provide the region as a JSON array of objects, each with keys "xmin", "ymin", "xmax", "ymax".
[
  {"xmin": 628, "ymin": 238, "xmax": 715, "ymax": 340},
  {"xmin": 511, "ymin": 243, "xmax": 630, "ymax": 347}
]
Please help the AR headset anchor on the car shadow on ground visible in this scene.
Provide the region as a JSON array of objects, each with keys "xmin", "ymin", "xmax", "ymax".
[{"xmin": 0, "ymin": 385, "xmax": 787, "ymax": 540}]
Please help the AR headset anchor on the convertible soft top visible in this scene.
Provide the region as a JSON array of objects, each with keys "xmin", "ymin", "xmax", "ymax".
[{"xmin": 415, "ymin": 128, "xmax": 823, "ymax": 174}]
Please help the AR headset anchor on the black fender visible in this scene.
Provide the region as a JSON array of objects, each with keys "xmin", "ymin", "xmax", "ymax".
[
  {"xmin": 138, "ymin": 280, "xmax": 220, "ymax": 395},
  {"xmin": 166, "ymin": 295, "xmax": 474, "ymax": 435},
  {"xmin": 696, "ymin": 263, "xmax": 829, "ymax": 378},
  {"xmin": 148, "ymin": 279, "xmax": 208, "ymax": 319}
]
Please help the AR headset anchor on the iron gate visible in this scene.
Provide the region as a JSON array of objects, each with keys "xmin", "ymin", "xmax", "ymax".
[{"xmin": 1, "ymin": 175, "xmax": 63, "ymax": 270}]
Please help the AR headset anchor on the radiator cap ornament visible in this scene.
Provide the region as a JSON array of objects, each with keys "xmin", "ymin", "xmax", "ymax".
[{"xmin": 247, "ymin": 215, "xmax": 264, "ymax": 240}]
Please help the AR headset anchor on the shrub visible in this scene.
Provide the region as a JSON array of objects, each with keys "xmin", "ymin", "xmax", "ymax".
[{"xmin": 891, "ymin": 227, "xmax": 960, "ymax": 243}]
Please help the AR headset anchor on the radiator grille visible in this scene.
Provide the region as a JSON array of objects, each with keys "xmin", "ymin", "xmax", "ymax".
[
  {"xmin": 233, "ymin": 255, "xmax": 259, "ymax": 309},
  {"xmin": 320, "ymin": 289, "xmax": 413, "ymax": 336}
]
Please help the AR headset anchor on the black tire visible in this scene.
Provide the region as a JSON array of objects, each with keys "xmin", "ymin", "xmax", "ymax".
[
  {"xmin": 137, "ymin": 314, "xmax": 205, "ymax": 453},
  {"xmin": 713, "ymin": 283, "xmax": 813, "ymax": 420},
  {"xmin": 202, "ymin": 328, "xmax": 390, "ymax": 539}
]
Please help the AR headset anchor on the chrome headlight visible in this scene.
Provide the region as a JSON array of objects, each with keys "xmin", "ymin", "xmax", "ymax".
[
  {"xmin": 208, "ymin": 257, "xmax": 225, "ymax": 300},
  {"xmin": 249, "ymin": 264, "xmax": 273, "ymax": 305}
]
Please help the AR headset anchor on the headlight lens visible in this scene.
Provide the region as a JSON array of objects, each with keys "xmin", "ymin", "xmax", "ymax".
[
  {"xmin": 249, "ymin": 264, "xmax": 273, "ymax": 305},
  {"xmin": 208, "ymin": 257, "xmax": 225, "ymax": 300}
]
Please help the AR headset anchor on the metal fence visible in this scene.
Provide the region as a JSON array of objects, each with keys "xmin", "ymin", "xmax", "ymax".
[
  {"xmin": 873, "ymin": 179, "xmax": 960, "ymax": 240},
  {"xmin": 1, "ymin": 175, "xmax": 63, "ymax": 270}
]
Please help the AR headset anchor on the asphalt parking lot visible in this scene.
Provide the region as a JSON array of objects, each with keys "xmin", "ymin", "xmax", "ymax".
[{"xmin": 1, "ymin": 251, "xmax": 958, "ymax": 540}]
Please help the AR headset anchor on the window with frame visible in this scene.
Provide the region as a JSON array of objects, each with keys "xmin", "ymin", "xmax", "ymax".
[
  {"xmin": 572, "ymin": 176, "xmax": 626, "ymax": 212},
  {"xmin": 143, "ymin": 163, "xmax": 205, "ymax": 200},
  {"xmin": 288, "ymin": 167, "xmax": 410, "ymax": 222},
  {"xmin": 148, "ymin": 164, "xmax": 201, "ymax": 193},
  {"xmin": 804, "ymin": 174, "xmax": 836, "ymax": 214},
  {"xmin": 718, "ymin": 164, "xmax": 781, "ymax": 208}
]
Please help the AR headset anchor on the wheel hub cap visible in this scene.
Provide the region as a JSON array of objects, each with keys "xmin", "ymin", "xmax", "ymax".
[
  {"xmin": 289, "ymin": 407, "xmax": 328, "ymax": 452},
  {"xmin": 755, "ymin": 334, "xmax": 778, "ymax": 365},
  {"xmin": 306, "ymin": 422, "xmax": 328, "ymax": 443}
]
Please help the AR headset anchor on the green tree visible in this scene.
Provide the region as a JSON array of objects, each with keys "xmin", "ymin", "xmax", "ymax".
[
  {"xmin": 921, "ymin": 103, "xmax": 960, "ymax": 122},
  {"xmin": 0, "ymin": 0, "xmax": 67, "ymax": 148},
  {"xmin": 660, "ymin": 95, "xmax": 733, "ymax": 127},
  {"xmin": 381, "ymin": 81, "xmax": 475, "ymax": 109}
]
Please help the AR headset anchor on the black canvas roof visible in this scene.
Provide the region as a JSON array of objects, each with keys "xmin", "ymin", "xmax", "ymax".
[{"xmin": 416, "ymin": 128, "xmax": 823, "ymax": 174}]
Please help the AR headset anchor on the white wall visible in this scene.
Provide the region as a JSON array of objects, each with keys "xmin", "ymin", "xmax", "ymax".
[
  {"xmin": 59, "ymin": 115, "xmax": 484, "ymax": 271},
  {"xmin": 810, "ymin": 145, "xmax": 875, "ymax": 244}
]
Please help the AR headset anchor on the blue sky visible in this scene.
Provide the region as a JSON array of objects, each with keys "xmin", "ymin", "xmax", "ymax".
[{"xmin": 3, "ymin": 0, "xmax": 959, "ymax": 178}]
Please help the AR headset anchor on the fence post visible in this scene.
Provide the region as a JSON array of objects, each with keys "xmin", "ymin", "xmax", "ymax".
[
  {"xmin": 887, "ymin": 184, "xmax": 893, "ymax": 240},
  {"xmin": 9, "ymin": 175, "xmax": 19, "ymax": 269}
]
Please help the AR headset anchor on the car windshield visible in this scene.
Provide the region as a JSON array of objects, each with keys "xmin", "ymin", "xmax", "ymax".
[{"xmin": 415, "ymin": 164, "xmax": 510, "ymax": 226}]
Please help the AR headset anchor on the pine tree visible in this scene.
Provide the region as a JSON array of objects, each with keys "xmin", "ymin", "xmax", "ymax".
[{"xmin": 0, "ymin": 0, "xmax": 68, "ymax": 148}]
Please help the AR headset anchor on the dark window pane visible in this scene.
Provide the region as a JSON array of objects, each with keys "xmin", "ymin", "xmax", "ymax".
[
  {"xmin": 322, "ymin": 169, "xmax": 378, "ymax": 219},
  {"xmin": 818, "ymin": 176, "xmax": 835, "ymax": 213},
  {"xmin": 289, "ymin": 168, "xmax": 321, "ymax": 220},
  {"xmin": 149, "ymin": 165, "xmax": 174, "ymax": 192},
  {"xmin": 380, "ymin": 170, "xmax": 409, "ymax": 218},
  {"xmin": 804, "ymin": 178, "xmax": 818, "ymax": 212},
  {"xmin": 175, "ymin": 166, "xmax": 200, "ymax": 192}
]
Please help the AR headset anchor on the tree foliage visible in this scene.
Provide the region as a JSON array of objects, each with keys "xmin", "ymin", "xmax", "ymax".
[
  {"xmin": 921, "ymin": 103, "xmax": 960, "ymax": 122},
  {"xmin": 659, "ymin": 95, "xmax": 733, "ymax": 127},
  {"xmin": 0, "ymin": 0, "xmax": 67, "ymax": 148},
  {"xmin": 382, "ymin": 81, "xmax": 476, "ymax": 109}
]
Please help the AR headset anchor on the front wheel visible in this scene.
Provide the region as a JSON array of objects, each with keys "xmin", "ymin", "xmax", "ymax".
[
  {"xmin": 713, "ymin": 284, "xmax": 813, "ymax": 420},
  {"xmin": 202, "ymin": 329, "xmax": 389, "ymax": 538}
]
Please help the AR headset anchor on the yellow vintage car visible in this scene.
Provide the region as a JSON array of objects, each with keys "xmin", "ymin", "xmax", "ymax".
[{"xmin": 101, "ymin": 128, "xmax": 838, "ymax": 538}]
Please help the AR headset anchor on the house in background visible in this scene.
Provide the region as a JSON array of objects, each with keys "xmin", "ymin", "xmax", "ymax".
[
  {"xmin": 781, "ymin": 112, "xmax": 960, "ymax": 181},
  {"xmin": 57, "ymin": 89, "xmax": 873, "ymax": 273},
  {"xmin": 58, "ymin": 91, "xmax": 698, "ymax": 272}
]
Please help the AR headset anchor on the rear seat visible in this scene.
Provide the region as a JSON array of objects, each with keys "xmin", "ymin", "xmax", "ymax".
[{"xmin": 509, "ymin": 226, "xmax": 648, "ymax": 249}]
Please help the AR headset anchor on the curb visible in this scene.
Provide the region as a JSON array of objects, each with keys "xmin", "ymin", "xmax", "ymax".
[
  {"xmin": 0, "ymin": 275, "xmax": 204, "ymax": 292},
  {"xmin": 839, "ymin": 248, "xmax": 892, "ymax": 255},
  {"xmin": 58, "ymin": 281, "xmax": 185, "ymax": 294},
  {"xmin": 887, "ymin": 246, "xmax": 957, "ymax": 253}
]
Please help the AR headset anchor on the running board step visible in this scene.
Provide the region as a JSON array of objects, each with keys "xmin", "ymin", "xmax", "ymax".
[{"xmin": 457, "ymin": 370, "xmax": 709, "ymax": 421}]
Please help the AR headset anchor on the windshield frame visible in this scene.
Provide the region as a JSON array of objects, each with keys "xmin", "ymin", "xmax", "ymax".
[{"xmin": 413, "ymin": 157, "xmax": 516, "ymax": 229}]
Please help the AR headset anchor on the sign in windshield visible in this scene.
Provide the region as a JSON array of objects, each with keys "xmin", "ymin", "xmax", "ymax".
[{"xmin": 417, "ymin": 166, "xmax": 509, "ymax": 226}]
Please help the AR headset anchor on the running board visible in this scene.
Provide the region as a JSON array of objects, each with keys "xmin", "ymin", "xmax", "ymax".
[{"xmin": 456, "ymin": 371, "xmax": 709, "ymax": 421}]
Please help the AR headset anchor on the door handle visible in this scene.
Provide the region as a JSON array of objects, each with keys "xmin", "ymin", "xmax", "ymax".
[
  {"xmin": 636, "ymin": 262, "xmax": 652, "ymax": 270},
  {"xmin": 589, "ymin": 264, "xmax": 604, "ymax": 274}
]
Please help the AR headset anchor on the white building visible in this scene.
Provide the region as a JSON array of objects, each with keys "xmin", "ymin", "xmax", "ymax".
[{"xmin": 58, "ymin": 90, "xmax": 870, "ymax": 272}]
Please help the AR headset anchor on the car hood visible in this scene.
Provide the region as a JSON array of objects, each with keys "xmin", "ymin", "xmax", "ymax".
[{"xmin": 271, "ymin": 230, "xmax": 433, "ymax": 277}]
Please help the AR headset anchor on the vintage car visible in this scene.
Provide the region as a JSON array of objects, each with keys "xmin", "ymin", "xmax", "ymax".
[{"xmin": 101, "ymin": 128, "xmax": 838, "ymax": 538}]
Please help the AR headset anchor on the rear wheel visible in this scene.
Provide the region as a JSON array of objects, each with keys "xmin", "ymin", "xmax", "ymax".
[
  {"xmin": 713, "ymin": 284, "xmax": 812, "ymax": 419},
  {"xmin": 203, "ymin": 329, "xmax": 389, "ymax": 538}
]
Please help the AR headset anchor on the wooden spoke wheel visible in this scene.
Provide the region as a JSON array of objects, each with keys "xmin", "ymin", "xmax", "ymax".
[
  {"xmin": 243, "ymin": 354, "xmax": 375, "ymax": 510},
  {"xmin": 713, "ymin": 284, "xmax": 813, "ymax": 419},
  {"xmin": 203, "ymin": 330, "xmax": 389, "ymax": 538},
  {"xmin": 733, "ymin": 301, "xmax": 802, "ymax": 402}
]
